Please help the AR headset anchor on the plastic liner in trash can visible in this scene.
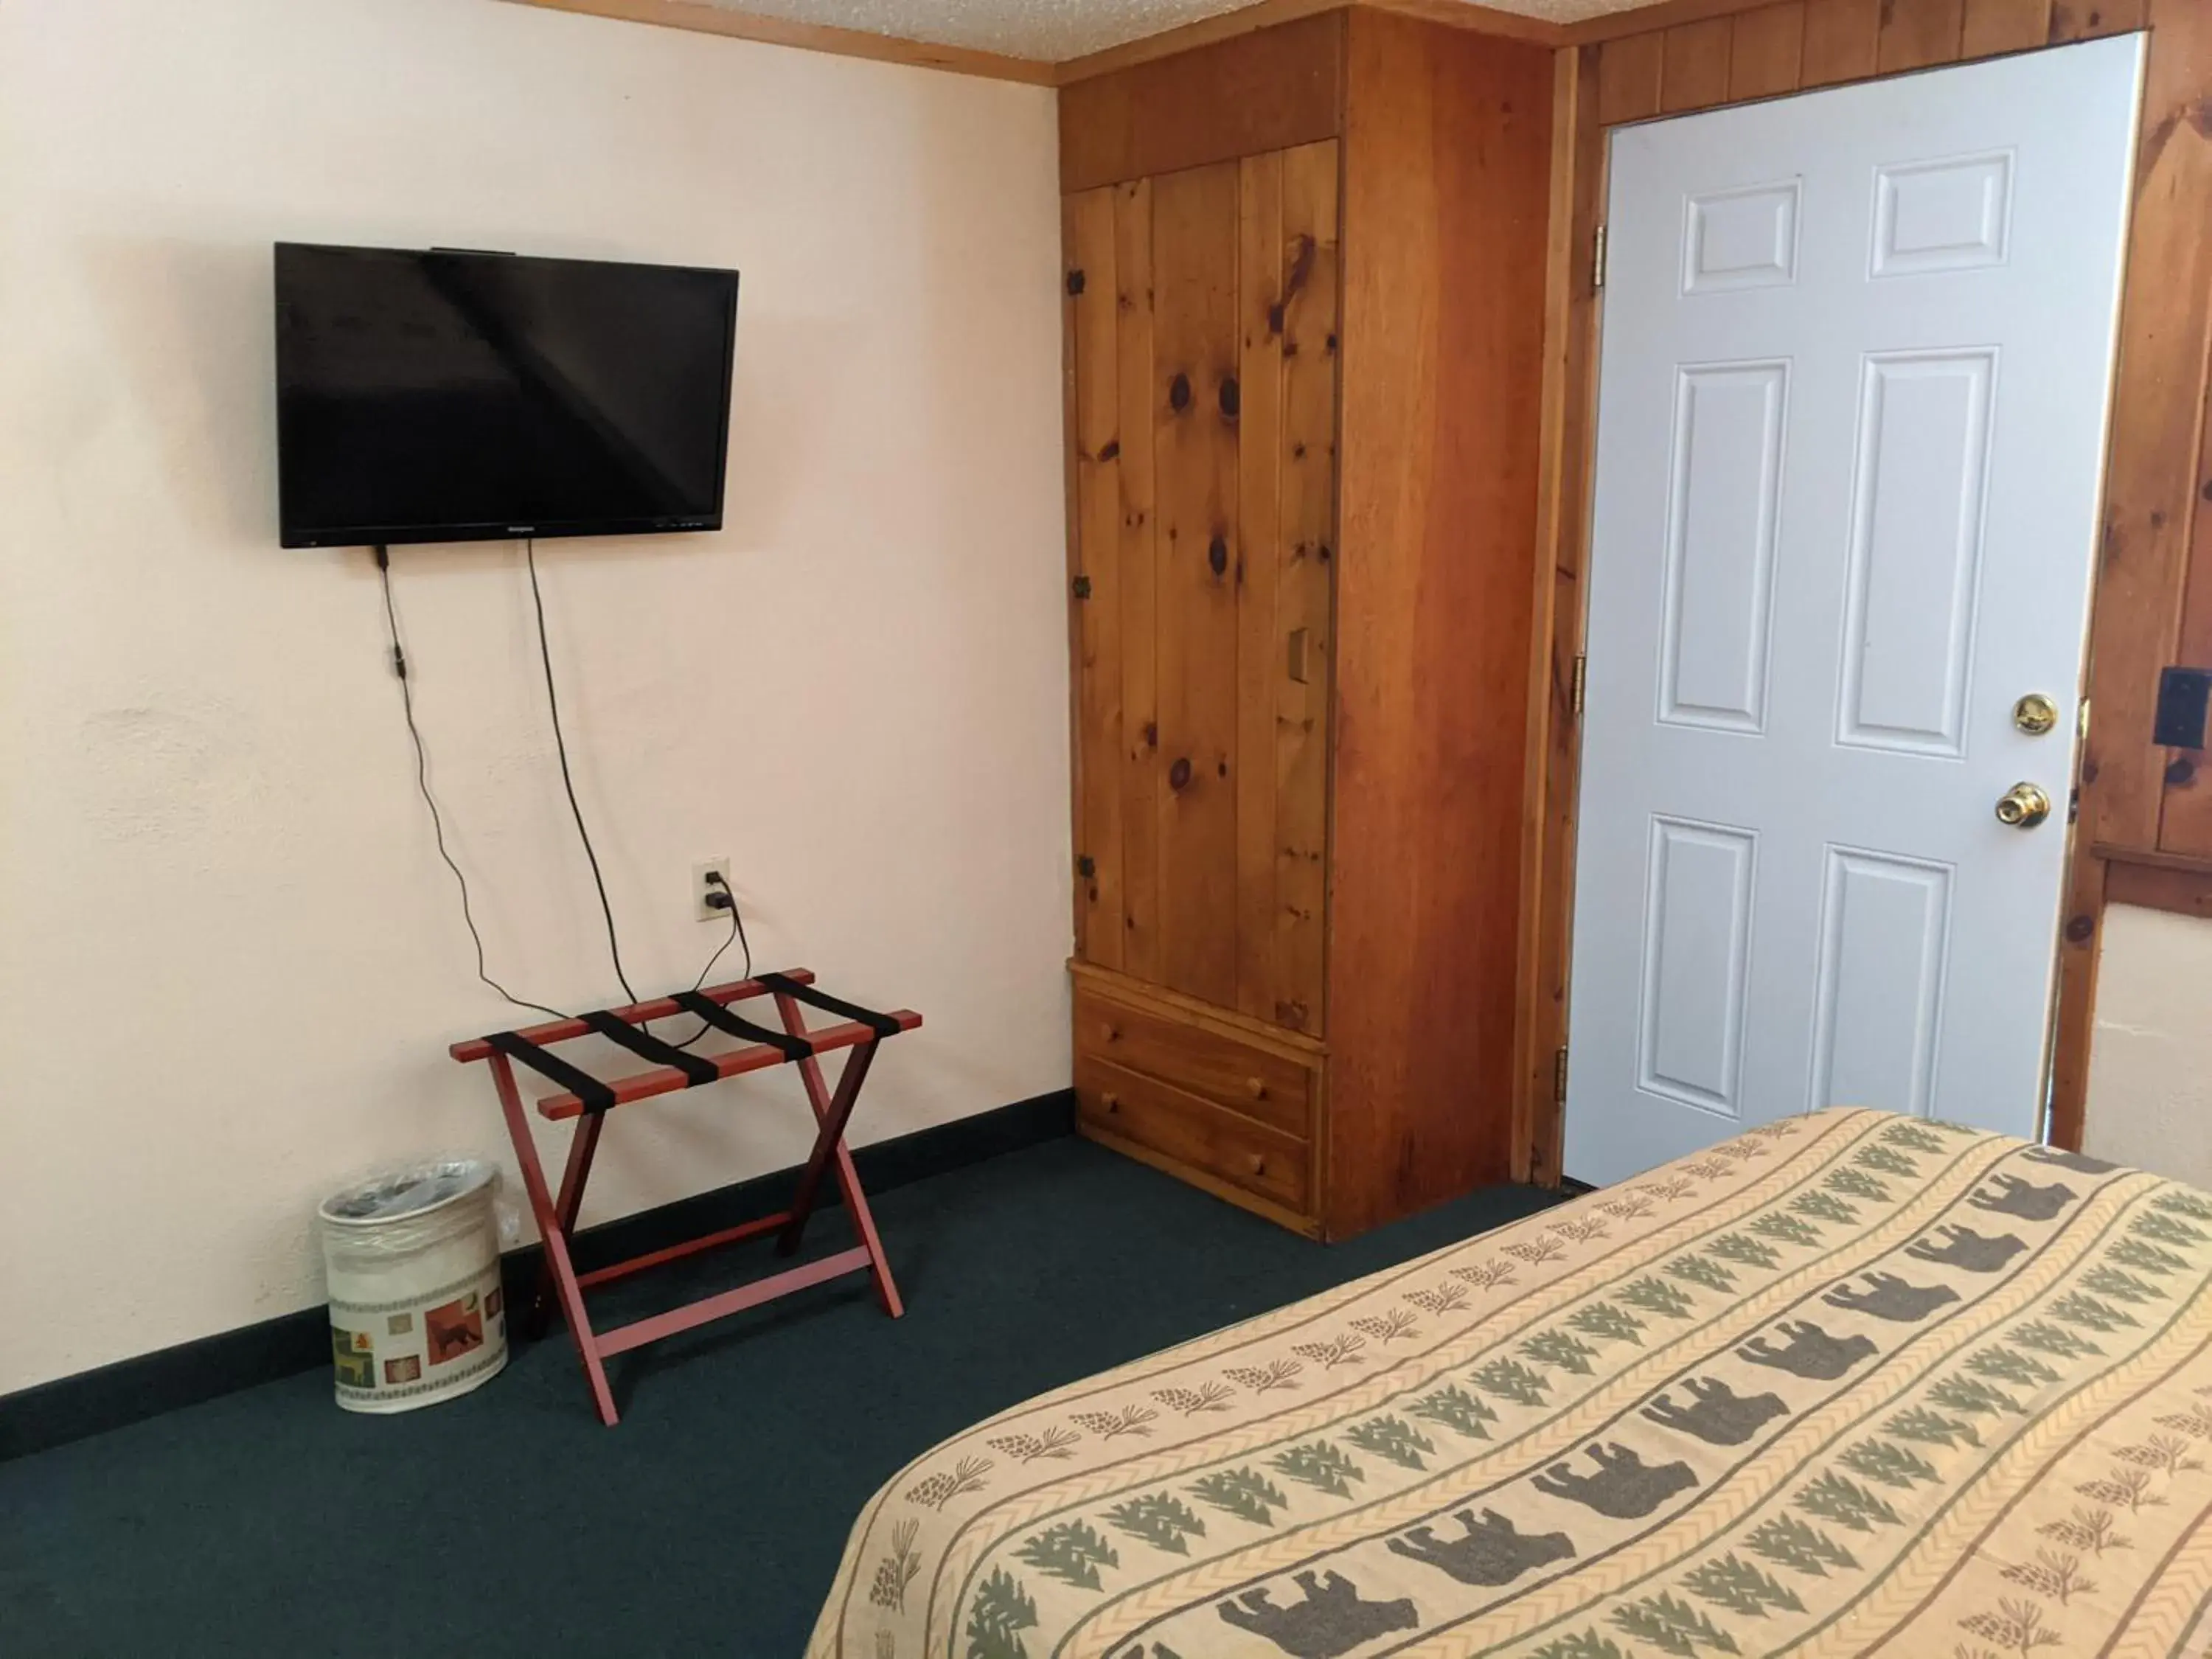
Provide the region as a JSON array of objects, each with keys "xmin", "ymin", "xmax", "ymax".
[{"xmin": 319, "ymin": 1160, "xmax": 507, "ymax": 1413}]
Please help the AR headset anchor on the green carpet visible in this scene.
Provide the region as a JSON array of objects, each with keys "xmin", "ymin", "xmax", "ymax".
[{"xmin": 1, "ymin": 1135, "xmax": 1559, "ymax": 1658}]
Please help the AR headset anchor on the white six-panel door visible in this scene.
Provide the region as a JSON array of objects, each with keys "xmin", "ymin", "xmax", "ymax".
[{"xmin": 1564, "ymin": 37, "xmax": 2145, "ymax": 1186}]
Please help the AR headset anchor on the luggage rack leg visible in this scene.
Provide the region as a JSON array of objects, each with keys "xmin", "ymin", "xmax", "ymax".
[
  {"xmin": 528, "ymin": 1107, "xmax": 605, "ymax": 1340},
  {"xmin": 773, "ymin": 988, "xmax": 903, "ymax": 1318},
  {"xmin": 490, "ymin": 1051, "xmax": 619, "ymax": 1426}
]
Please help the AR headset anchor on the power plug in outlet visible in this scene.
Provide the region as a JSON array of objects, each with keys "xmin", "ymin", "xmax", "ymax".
[{"xmin": 693, "ymin": 859, "xmax": 734, "ymax": 922}]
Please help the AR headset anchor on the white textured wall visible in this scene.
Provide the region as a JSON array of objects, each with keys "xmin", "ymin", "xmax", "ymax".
[
  {"xmin": 2084, "ymin": 905, "xmax": 2212, "ymax": 1190},
  {"xmin": 0, "ymin": 0, "xmax": 1068, "ymax": 1392}
]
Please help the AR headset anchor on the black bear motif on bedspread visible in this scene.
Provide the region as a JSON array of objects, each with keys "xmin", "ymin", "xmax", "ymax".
[
  {"xmin": 1216, "ymin": 1571, "xmax": 1419, "ymax": 1658},
  {"xmin": 1739, "ymin": 1321, "xmax": 1878, "ymax": 1380},
  {"xmin": 1906, "ymin": 1224, "xmax": 2028, "ymax": 1273},
  {"xmin": 1823, "ymin": 1271, "xmax": 1961, "ymax": 1323},
  {"xmin": 1531, "ymin": 1443, "xmax": 1698, "ymax": 1520},
  {"xmin": 1642, "ymin": 1377, "xmax": 1790, "ymax": 1446},
  {"xmin": 1386, "ymin": 1509, "xmax": 1576, "ymax": 1586}
]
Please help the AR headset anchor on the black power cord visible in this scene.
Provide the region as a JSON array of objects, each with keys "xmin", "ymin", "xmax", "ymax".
[
  {"xmin": 524, "ymin": 538, "xmax": 641, "ymax": 1008},
  {"xmin": 376, "ymin": 545, "xmax": 568, "ymax": 1023},
  {"xmin": 669, "ymin": 872, "xmax": 755, "ymax": 1051},
  {"xmin": 380, "ymin": 539, "xmax": 756, "ymax": 1040}
]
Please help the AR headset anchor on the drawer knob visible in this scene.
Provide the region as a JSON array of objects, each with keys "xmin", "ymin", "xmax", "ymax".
[
  {"xmin": 1102, "ymin": 1092, "xmax": 1121, "ymax": 1115},
  {"xmin": 1246, "ymin": 1077, "xmax": 1267, "ymax": 1099},
  {"xmin": 1248, "ymin": 1153, "xmax": 1267, "ymax": 1176},
  {"xmin": 1102, "ymin": 1022, "xmax": 1121, "ymax": 1043}
]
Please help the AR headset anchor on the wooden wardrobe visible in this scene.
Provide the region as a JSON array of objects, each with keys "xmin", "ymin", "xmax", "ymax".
[{"xmin": 1059, "ymin": 9, "xmax": 1556, "ymax": 1238}]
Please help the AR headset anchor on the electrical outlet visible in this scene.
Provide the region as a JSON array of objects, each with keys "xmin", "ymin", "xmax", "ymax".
[{"xmin": 693, "ymin": 858, "xmax": 733, "ymax": 922}]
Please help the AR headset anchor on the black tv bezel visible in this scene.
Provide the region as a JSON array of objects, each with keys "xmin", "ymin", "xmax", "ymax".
[{"xmin": 274, "ymin": 242, "xmax": 740, "ymax": 551}]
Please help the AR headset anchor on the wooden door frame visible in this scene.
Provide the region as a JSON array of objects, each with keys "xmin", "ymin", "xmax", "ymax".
[{"xmin": 1512, "ymin": 0, "xmax": 2212, "ymax": 1185}]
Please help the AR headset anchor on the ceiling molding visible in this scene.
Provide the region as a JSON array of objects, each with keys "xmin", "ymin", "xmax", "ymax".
[
  {"xmin": 503, "ymin": 0, "xmax": 1691, "ymax": 89},
  {"xmin": 499, "ymin": 0, "xmax": 1060, "ymax": 84},
  {"xmin": 1055, "ymin": 0, "xmax": 1563, "ymax": 82},
  {"xmin": 1052, "ymin": 0, "xmax": 1343, "ymax": 82}
]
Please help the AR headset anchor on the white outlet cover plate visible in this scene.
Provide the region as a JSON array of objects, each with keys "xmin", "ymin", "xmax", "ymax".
[{"xmin": 693, "ymin": 859, "xmax": 732, "ymax": 921}]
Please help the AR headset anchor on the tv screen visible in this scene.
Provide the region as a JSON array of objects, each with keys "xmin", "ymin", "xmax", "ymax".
[{"xmin": 274, "ymin": 243, "xmax": 739, "ymax": 548}]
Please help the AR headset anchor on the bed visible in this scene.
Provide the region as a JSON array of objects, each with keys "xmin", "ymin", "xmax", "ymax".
[{"xmin": 809, "ymin": 1109, "xmax": 2212, "ymax": 1658}]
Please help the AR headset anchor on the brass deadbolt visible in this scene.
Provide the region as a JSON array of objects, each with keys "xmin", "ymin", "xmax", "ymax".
[{"xmin": 2013, "ymin": 694, "xmax": 2059, "ymax": 736}]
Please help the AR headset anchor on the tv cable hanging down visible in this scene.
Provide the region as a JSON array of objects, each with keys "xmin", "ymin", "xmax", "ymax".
[{"xmin": 375, "ymin": 539, "xmax": 745, "ymax": 1035}]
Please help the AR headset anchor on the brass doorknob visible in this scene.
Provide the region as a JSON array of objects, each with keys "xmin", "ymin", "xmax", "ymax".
[{"xmin": 1994, "ymin": 782, "xmax": 2051, "ymax": 828}]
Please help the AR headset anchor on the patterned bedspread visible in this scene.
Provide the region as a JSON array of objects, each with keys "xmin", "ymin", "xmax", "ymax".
[{"xmin": 809, "ymin": 1110, "xmax": 2212, "ymax": 1658}]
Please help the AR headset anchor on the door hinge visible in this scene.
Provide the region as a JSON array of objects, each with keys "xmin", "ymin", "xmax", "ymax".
[
  {"xmin": 1592, "ymin": 223, "xmax": 1607, "ymax": 291},
  {"xmin": 1571, "ymin": 653, "xmax": 1587, "ymax": 717},
  {"xmin": 1553, "ymin": 1044, "xmax": 1570, "ymax": 1106},
  {"xmin": 1071, "ymin": 574, "xmax": 1092, "ymax": 600}
]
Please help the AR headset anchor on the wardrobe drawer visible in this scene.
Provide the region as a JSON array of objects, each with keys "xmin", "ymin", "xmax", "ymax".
[
  {"xmin": 1076, "ymin": 1053, "xmax": 1310, "ymax": 1213},
  {"xmin": 1072, "ymin": 986, "xmax": 1312, "ymax": 1138}
]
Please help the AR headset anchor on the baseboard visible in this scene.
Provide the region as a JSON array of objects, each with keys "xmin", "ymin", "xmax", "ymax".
[{"xmin": 0, "ymin": 1088, "xmax": 1074, "ymax": 1462}]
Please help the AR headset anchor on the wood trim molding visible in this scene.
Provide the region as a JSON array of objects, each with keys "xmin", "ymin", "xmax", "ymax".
[
  {"xmin": 1058, "ymin": 2, "xmax": 1562, "ymax": 84},
  {"xmin": 2107, "ymin": 858, "xmax": 2212, "ymax": 918},
  {"xmin": 1563, "ymin": 0, "xmax": 1802, "ymax": 46},
  {"xmin": 509, "ymin": 0, "xmax": 1571, "ymax": 87},
  {"xmin": 1056, "ymin": 0, "xmax": 1348, "ymax": 82},
  {"xmin": 2093, "ymin": 841, "xmax": 2212, "ymax": 877},
  {"xmin": 498, "ymin": 0, "xmax": 1060, "ymax": 83}
]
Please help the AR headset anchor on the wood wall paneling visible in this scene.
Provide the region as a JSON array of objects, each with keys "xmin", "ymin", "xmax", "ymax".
[
  {"xmin": 2157, "ymin": 326, "xmax": 2212, "ymax": 855},
  {"xmin": 2081, "ymin": 0, "xmax": 2212, "ymax": 861},
  {"xmin": 1730, "ymin": 4, "xmax": 1807, "ymax": 97},
  {"xmin": 1332, "ymin": 10, "xmax": 1553, "ymax": 1230},
  {"xmin": 1596, "ymin": 29, "xmax": 1666, "ymax": 122},
  {"xmin": 2049, "ymin": 0, "xmax": 2148, "ymax": 41},
  {"xmin": 1661, "ymin": 18, "xmax": 1736, "ymax": 109},
  {"xmin": 1876, "ymin": 0, "xmax": 1966, "ymax": 72},
  {"xmin": 1960, "ymin": 0, "xmax": 2051, "ymax": 55},
  {"xmin": 1800, "ymin": 0, "xmax": 1882, "ymax": 83},
  {"xmin": 1057, "ymin": 10, "xmax": 1345, "ymax": 193},
  {"xmin": 1113, "ymin": 182, "xmax": 1164, "ymax": 986},
  {"xmin": 1274, "ymin": 142, "xmax": 1341, "ymax": 1035},
  {"xmin": 1150, "ymin": 161, "xmax": 1245, "ymax": 1011}
]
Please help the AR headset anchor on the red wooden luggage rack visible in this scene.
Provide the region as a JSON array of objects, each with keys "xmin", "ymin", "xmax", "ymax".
[{"xmin": 450, "ymin": 969, "xmax": 918, "ymax": 1425}]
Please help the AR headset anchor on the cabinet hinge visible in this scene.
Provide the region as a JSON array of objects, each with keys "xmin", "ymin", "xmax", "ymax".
[
  {"xmin": 1071, "ymin": 574, "xmax": 1092, "ymax": 600},
  {"xmin": 1075, "ymin": 853, "xmax": 1096, "ymax": 879},
  {"xmin": 1571, "ymin": 653, "xmax": 1587, "ymax": 717},
  {"xmin": 1065, "ymin": 268, "xmax": 1086, "ymax": 297},
  {"xmin": 1553, "ymin": 1044, "xmax": 1570, "ymax": 1106},
  {"xmin": 1592, "ymin": 223, "xmax": 1607, "ymax": 291}
]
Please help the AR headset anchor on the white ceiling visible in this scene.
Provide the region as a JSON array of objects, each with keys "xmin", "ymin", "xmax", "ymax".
[{"xmin": 699, "ymin": 0, "xmax": 1658, "ymax": 62}]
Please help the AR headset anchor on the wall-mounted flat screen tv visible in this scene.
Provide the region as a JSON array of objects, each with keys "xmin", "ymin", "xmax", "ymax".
[{"xmin": 274, "ymin": 243, "xmax": 739, "ymax": 548}]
